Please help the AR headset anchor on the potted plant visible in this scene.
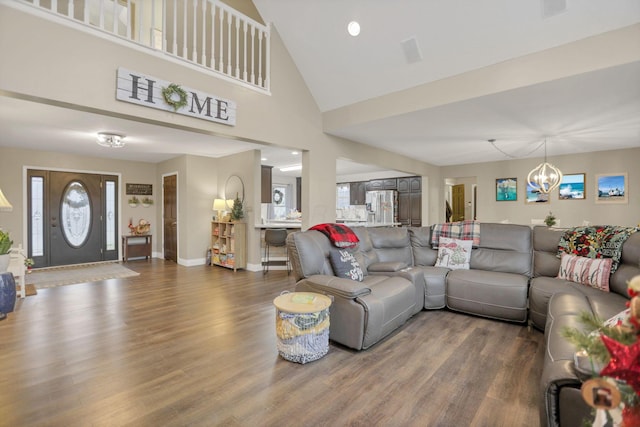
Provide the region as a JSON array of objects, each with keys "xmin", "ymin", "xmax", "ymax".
[
  {"xmin": 141, "ymin": 197, "xmax": 153, "ymax": 208},
  {"xmin": 24, "ymin": 257, "xmax": 34, "ymax": 272},
  {"xmin": 544, "ymin": 211, "xmax": 557, "ymax": 227},
  {"xmin": 128, "ymin": 196, "xmax": 140, "ymax": 207},
  {"xmin": 0, "ymin": 229, "xmax": 13, "ymax": 272}
]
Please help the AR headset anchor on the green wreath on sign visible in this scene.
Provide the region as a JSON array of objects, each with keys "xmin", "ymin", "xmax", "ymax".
[{"xmin": 162, "ymin": 83, "xmax": 188, "ymax": 111}]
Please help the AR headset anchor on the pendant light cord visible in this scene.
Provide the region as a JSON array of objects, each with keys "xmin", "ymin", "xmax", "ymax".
[{"xmin": 488, "ymin": 139, "xmax": 546, "ymax": 159}]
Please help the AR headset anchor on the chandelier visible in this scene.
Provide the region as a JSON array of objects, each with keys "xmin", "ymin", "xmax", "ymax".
[
  {"xmin": 97, "ymin": 132, "xmax": 126, "ymax": 148},
  {"xmin": 527, "ymin": 138, "xmax": 563, "ymax": 194}
]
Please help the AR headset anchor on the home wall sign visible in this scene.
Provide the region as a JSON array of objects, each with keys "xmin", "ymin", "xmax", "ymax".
[
  {"xmin": 126, "ymin": 183, "xmax": 153, "ymax": 196},
  {"xmin": 116, "ymin": 68, "xmax": 236, "ymax": 126}
]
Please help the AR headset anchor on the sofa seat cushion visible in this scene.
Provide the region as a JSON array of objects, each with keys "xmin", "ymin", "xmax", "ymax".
[
  {"xmin": 446, "ymin": 269, "xmax": 528, "ymax": 322},
  {"xmin": 418, "ymin": 266, "xmax": 449, "ymax": 309}
]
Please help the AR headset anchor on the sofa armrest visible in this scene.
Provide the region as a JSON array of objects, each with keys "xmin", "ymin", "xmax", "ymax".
[
  {"xmin": 297, "ymin": 275, "xmax": 371, "ymax": 299},
  {"xmin": 368, "ymin": 261, "xmax": 408, "ymax": 273}
]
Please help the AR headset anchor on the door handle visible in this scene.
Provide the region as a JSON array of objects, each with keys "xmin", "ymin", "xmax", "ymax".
[{"xmin": 172, "ymin": 222, "xmax": 177, "ymax": 226}]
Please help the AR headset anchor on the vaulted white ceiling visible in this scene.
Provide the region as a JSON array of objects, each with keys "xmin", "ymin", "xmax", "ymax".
[
  {"xmin": 253, "ymin": 0, "xmax": 640, "ymax": 166},
  {"xmin": 2, "ymin": 1, "xmax": 639, "ymax": 174}
]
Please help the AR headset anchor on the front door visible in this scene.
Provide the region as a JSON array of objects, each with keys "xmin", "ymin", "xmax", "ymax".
[
  {"xmin": 27, "ymin": 170, "xmax": 119, "ymax": 267},
  {"xmin": 163, "ymin": 174, "xmax": 177, "ymax": 262}
]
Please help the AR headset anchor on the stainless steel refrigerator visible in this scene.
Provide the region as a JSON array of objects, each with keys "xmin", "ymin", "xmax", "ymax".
[{"xmin": 365, "ymin": 190, "xmax": 397, "ymax": 225}]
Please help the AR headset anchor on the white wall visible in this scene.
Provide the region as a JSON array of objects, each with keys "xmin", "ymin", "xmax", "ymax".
[{"xmin": 441, "ymin": 147, "xmax": 640, "ymax": 227}]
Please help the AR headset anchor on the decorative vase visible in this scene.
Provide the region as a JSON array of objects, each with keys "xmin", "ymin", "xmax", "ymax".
[
  {"xmin": 0, "ymin": 253, "xmax": 10, "ymax": 273},
  {"xmin": 0, "ymin": 272, "xmax": 16, "ymax": 313}
]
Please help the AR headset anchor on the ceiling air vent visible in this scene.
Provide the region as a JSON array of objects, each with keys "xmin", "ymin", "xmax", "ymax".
[
  {"xmin": 542, "ymin": 0, "xmax": 567, "ymax": 18},
  {"xmin": 401, "ymin": 36, "xmax": 423, "ymax": 64}
]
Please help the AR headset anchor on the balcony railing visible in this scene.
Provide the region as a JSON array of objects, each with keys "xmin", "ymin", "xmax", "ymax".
[{"xmin": 15, "ymin": 0, "xmax": 270, "ymax": 92}]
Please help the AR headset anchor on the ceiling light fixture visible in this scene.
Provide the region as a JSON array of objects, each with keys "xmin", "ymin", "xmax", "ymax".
[
  {"xmin": 97, "ymin": 132, "xmax": 126, "ymax": 148},
  {"xmin": 527, "ymin": 137, "xmax": 563, "ymax": 194},
  {"xmin": 280, "ymin": 165, "xmax": 302, "ymax": 172},
  {"xmin": 347, "ymin": 21, "xmax": 360, "ymax": 37},
  {"xmin": 0, "ymin": 187, "xmax": 13, "ymax": 212}
]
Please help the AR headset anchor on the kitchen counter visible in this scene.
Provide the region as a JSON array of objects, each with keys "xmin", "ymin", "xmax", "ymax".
[
  {"xmin": 257, "ymin": 221, "xmax": 302, "ymax": 229},
  {"xmin": 337, "ymin": 221, "xmax": 401, "ymax": 227}
]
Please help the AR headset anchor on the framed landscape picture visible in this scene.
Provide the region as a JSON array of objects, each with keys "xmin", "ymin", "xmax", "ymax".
[
  {"xmin": 559, "ymin": 173, "xmax": 586, "ymax": 200},
  {"xmin": 595, "ymin": 173, "xmax": 627, "ymax": 204},
  {"xmin": 525, "ymin": 183, "xmax": 549, "ymax": 204},
  {"xmin": 496, "ymin": 177, "xmax": 517, "ymax": 201}
]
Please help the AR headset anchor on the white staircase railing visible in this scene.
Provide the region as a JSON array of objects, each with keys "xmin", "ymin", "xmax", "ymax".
[{"xmin": 15, "ymin": 0, "xmax": 270, "ymax": 92}]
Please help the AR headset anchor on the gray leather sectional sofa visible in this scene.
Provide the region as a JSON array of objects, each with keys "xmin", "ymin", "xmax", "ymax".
[
  {"xmin": 287, "ymin": 223, "xmax": 532, "ymax": 350},
  {"xmin": 286, "ymin": 223, "xmax": 638, "ymax": 427},
  {"xmin": 530, "ymin": 226, "xmax": 639, "ymax": 427}
]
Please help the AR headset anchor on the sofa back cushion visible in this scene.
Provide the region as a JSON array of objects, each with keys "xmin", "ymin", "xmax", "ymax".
[
  {"xmin": 362, "ymin": 227, "xmax": 413, "ymax": 266},
  {"xmin": 532, "ymin": 226, "xmax": 563, "ymax": 278},
  {"xmin": 469, "ymin": 223, "xmax": 532, "ymax": 276},
  {"xmin": 286, "ymin": 230, "xmax": 336, "ymax": 280},
  {"xmin": 533, "ymin": 226, "xmax": 640, "ymax": 297},
  {"xmin": 409, "ymin": 227, "xmax": 438, "ymax": 266},
  {"xmin": 610, "ymin": 232, "xmax": 640, "ymax": 296}
]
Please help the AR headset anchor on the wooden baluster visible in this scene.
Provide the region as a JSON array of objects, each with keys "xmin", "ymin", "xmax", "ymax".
[
  {"xmin": 218, "ymin": 8, "xmax": 224, "ymax": 73},
  {"xmin": 226, "ymin": 12, "xmax": 232, "ymax": 76},
  {"xmin": 264, "ymin": 28, "xmax": 270, "ymax": 89},
  {"xmin": 210, "ymin": 4, "xmax": 216, "ymax": 69},
  {"xmin": 258, "ymin": 29, "xmax": 263, "ymax": 87},
  {"xmin": 126, "ymin": 0, "xmax": 132, "ymax": 39},
  {"xmin": 201, "ymin": 0, "xmax": 207, "ymax": 65},
  {"xmin": 67, "ymin": 0, "xmax": 73, "ymax": 19},
  {"xmin": 99, "ymin": 0, "xmax": 104, "ymax": 29},
  {"xmin": 235, "ymin": 15, "xmax": 240, "ymax": 78},
  {"xmin": 172, "ymin": 0, "xmax": 178, "ymax": 54},
  {"xmin": 137, "ymin": 0, "xmax": 143, "ymax": 43},
  {"xmin": 250, "ymin": 25, "xmax": 255, "ymax": 84},
  {"xmin": 242, "ymin": 21, "xmax": 248, "ymax": 82},
  {"xmin": 192, "ymin": 0, "xmax": 197, "ymax": 61},
  {"xmin": 112, "ymin": 0, "xmax": 118, "ymax": 35},
  {"xmin": 182, "ymin": 0, "xmax": 187, "ymax": 59}
]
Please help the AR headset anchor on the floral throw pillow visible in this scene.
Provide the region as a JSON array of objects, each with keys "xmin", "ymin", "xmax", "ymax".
[
  {"xmin": 557, "ymin": 253, "xmax": 612, "ymax": 292},
  {"xmin": 434, "ymin": 237, "xmax": 472, "ymax": 270},
  {"xmin": 329, "ymin": 249, "xmax": 364, "ymax": 281}
]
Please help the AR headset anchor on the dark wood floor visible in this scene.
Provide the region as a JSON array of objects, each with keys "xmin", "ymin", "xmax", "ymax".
[{"xmin": 0, "ymin": 259, "xmax": 545, "ymax": 426}]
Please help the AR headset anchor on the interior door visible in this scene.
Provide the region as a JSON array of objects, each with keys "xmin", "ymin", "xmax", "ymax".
[
  {"xmin": 452, "ymin": 184, "xmax": 465, "ymax": 222},
  {"xmin": 163, "ymin": 174, "xmax": 177, "ymax": 262},
  {"xmin": 27, "ymin": 170, "xmax": 118, "ymax": 267}
]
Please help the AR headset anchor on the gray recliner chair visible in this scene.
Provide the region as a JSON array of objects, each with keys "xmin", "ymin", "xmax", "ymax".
[{"xmin": 286, "ymin": 230, "xmax": 420, "ymax": 350}]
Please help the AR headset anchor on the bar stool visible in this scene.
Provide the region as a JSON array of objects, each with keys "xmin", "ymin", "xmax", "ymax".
[{"xmin": 263, "ymin": 228, "xmax": 289, "ymax": 274}]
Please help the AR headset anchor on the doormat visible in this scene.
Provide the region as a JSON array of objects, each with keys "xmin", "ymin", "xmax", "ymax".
[{"xmin": 25, "ymin": 262, "xmax": 140, "ymax": 289}]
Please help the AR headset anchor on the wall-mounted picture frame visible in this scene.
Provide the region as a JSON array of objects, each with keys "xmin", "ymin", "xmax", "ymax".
[
  {"xmin": 559, "ymin": 173, "xmax": 586, "ymax": 200},
  {"xmin": 595, "ymin": 173, "xmax": 627, "ymax": 204},
  {"xmin": 496, "ymin": 177, "xmax": 517, "ymax": 201},
  {"xmin": 525, "ymin": 183, "xmax": 549, "ymax": 204}
]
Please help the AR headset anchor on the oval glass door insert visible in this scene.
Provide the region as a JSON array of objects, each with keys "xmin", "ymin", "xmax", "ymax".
[{"xmin": 61, "ymin": 181, "xmax": 92, "ymax": 247}]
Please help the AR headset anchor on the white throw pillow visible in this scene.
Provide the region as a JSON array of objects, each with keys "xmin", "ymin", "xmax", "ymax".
[
  {"xmin": 557, "ymin": 253, "xmax": 612, "ymax": 292},
  {"xmin": 434, "ymin": 237, "xmax": 472, "ymax": 270}
]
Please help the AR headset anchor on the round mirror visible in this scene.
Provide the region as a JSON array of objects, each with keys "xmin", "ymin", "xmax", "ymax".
[{"xmin": 225, "ymin": 175, "xmax": 244, "ymax": 208}]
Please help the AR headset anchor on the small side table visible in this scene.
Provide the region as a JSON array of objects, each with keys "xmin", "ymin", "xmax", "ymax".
[
  {"xmin": 273, "ymin": 292, "xmax": 332, "ymax": 364},
  {"xmin": 122, "ymin": 235, "xmax": 152, "ymax": 262}
]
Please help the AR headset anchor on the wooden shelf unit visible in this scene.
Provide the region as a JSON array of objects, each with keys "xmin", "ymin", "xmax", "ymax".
[{"xmin": 210, "ymin": 221, "xmax": 246, "ymax": 271}]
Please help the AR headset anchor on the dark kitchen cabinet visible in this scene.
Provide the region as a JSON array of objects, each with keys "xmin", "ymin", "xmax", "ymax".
[
  {"xmin": 383, "ymin": 179, "xmax": 397, "ymax": 190},
  {"xmin": 366, "ymin": 179, "xmax": 383, "ymax": 191},
  {"xmin": 261, "ymin": 165, "xmax": 272, "ymax": 203},
  {"xmin": 397, "ymin": 176, "xmax": 421, "ymax": 226}
]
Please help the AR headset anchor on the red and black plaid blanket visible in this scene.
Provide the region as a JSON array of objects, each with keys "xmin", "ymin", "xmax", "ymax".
[{"xmin": 310, "ymin": 223, "xmax": 359, "ymax": 248}]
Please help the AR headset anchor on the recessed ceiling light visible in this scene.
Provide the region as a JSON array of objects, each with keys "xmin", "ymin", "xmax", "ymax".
[
  {"xmin": 291, "ymin": 151, "xmax": 299, "ymax": 155},
  {"xmin": 347, "ymin": 21, "xmax": 360, "ymax": 37},
  {"xmin": 261, "ymin": 157, "xmax": 267, "ymax": 161}
]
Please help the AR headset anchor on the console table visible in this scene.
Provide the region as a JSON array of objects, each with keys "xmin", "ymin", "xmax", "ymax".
[{"xmin": 122, "ymin": 235, "xmax": 152, "ymax": 261}]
